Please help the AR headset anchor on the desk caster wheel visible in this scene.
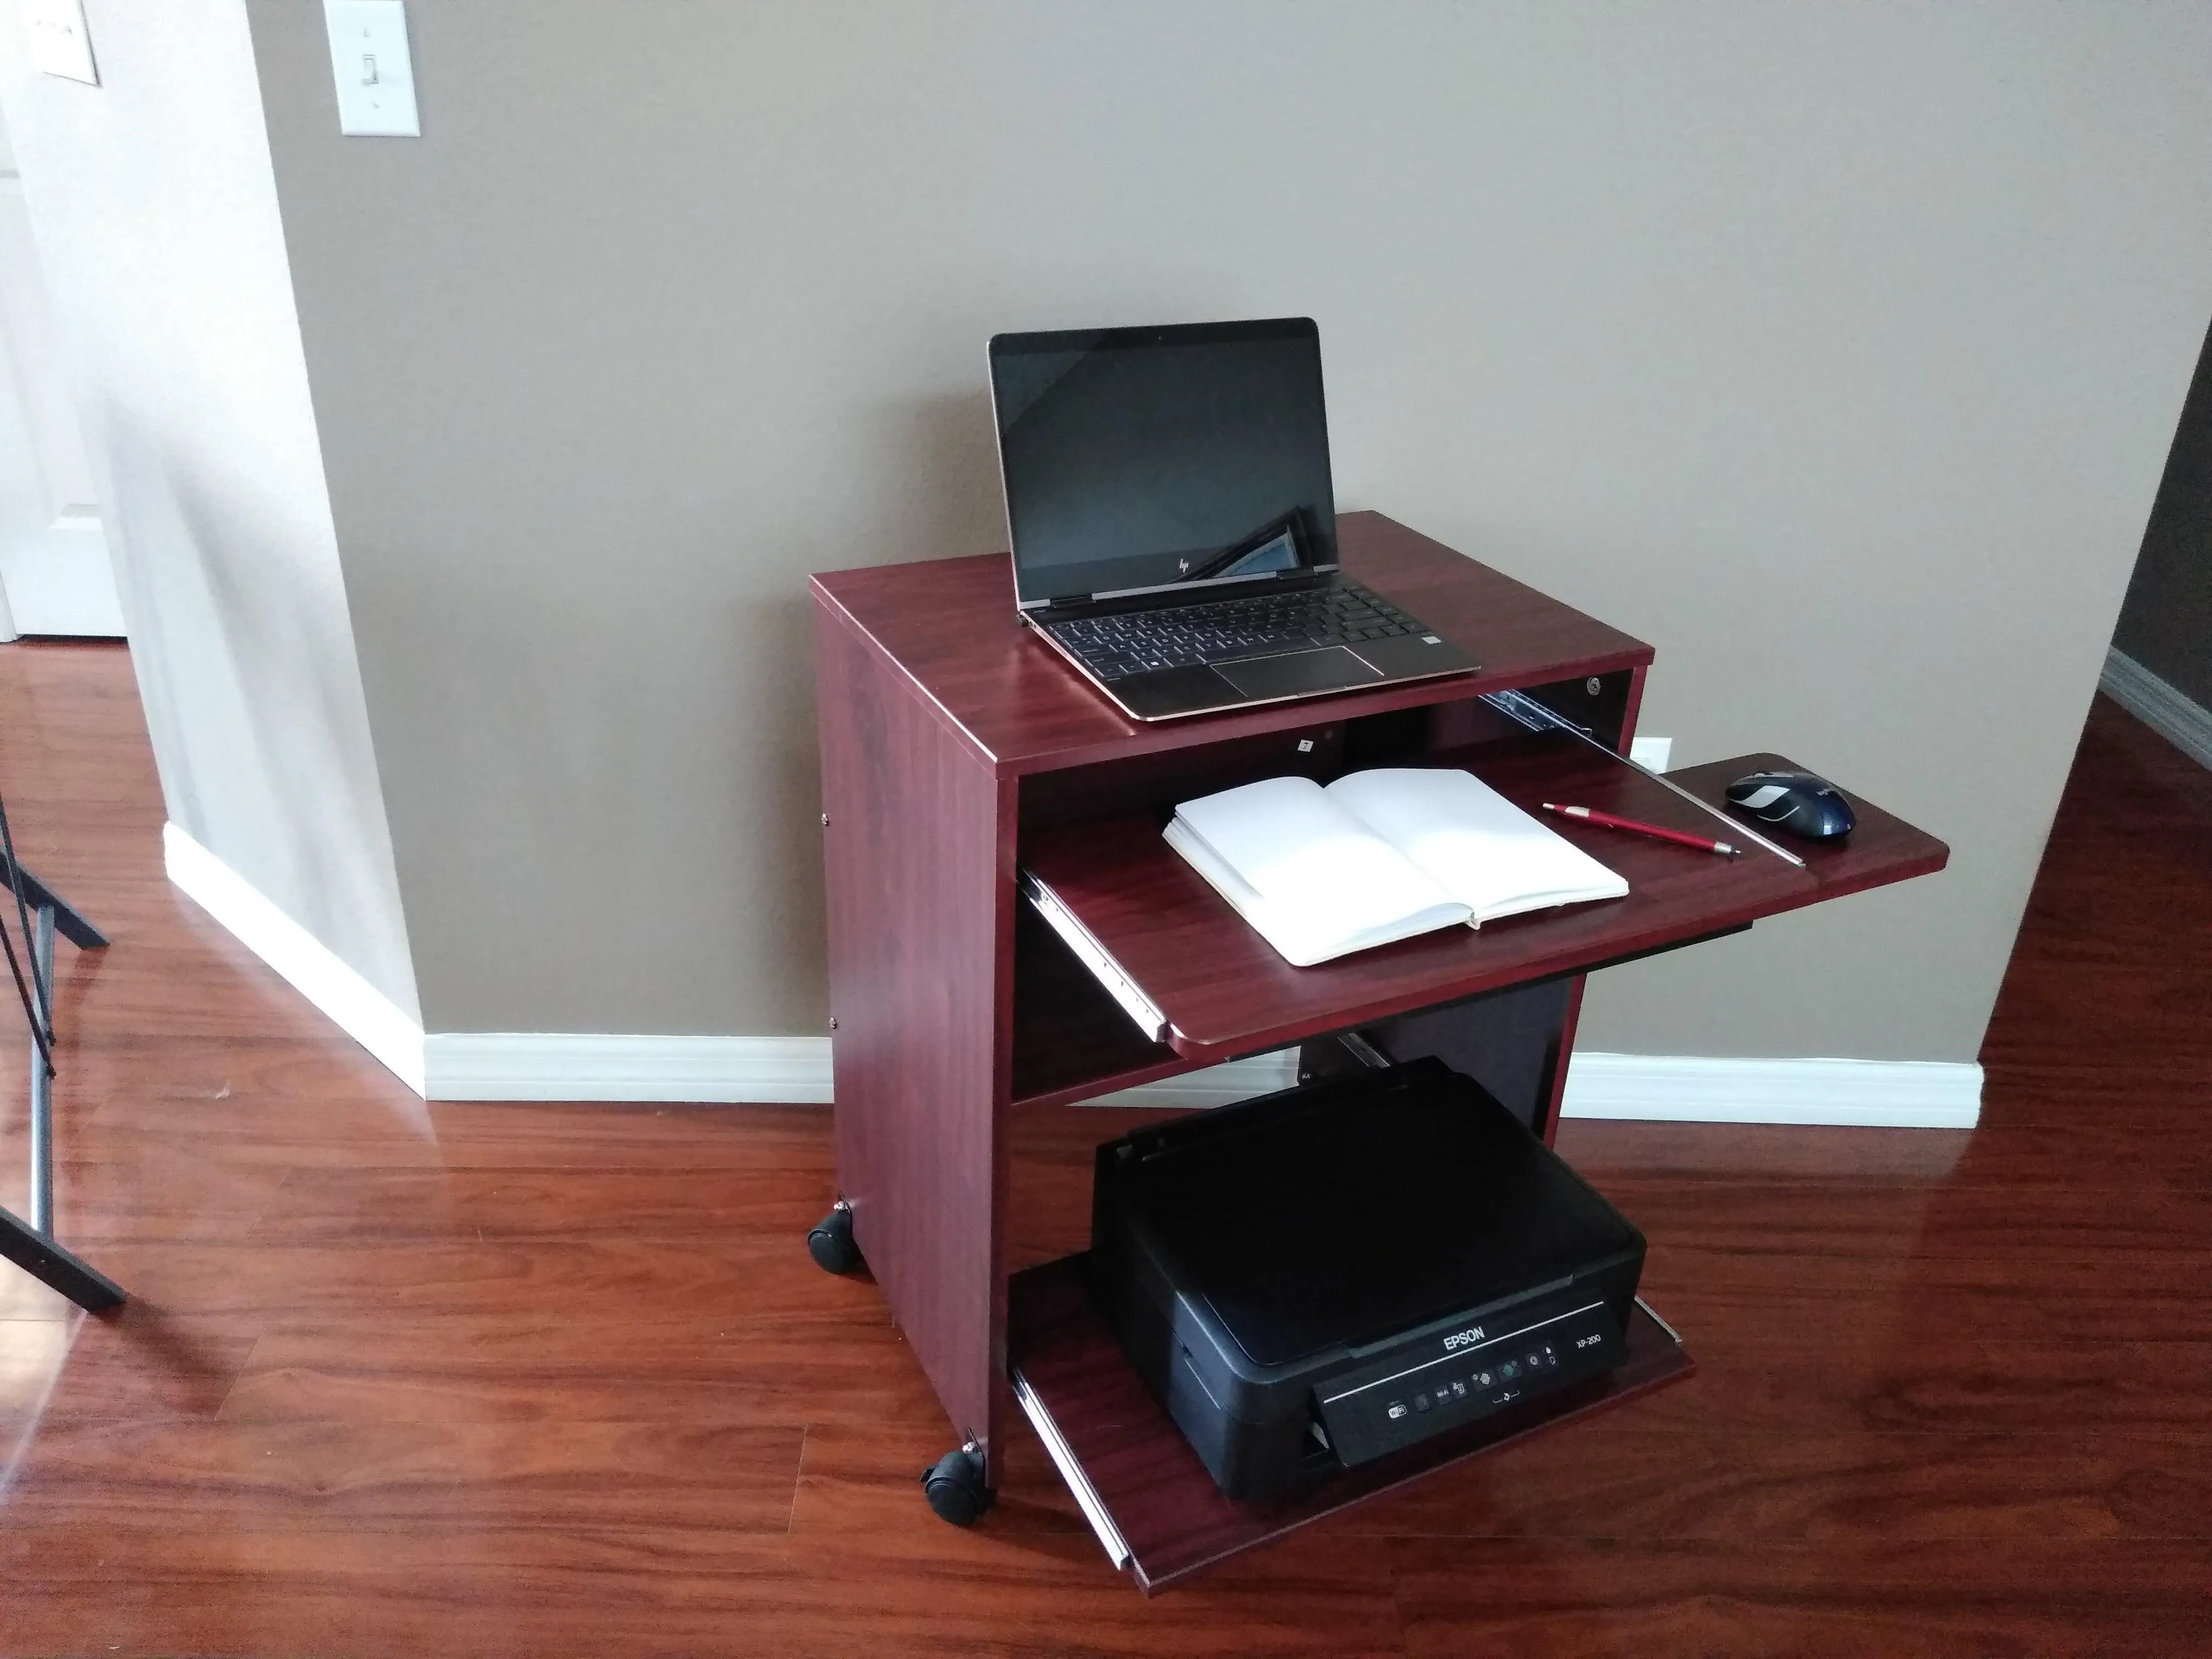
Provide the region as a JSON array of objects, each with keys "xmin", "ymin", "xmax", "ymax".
[
  {"xmin": 807, "ymin": 1202, "xmax": 864, "ymax": 1274},
  {"xmin": 921, "ymin": 1444, "xmax": 994, "ymax": 1527}
]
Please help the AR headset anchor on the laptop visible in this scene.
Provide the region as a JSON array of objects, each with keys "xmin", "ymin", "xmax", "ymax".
[{"xmin": 988, "ymin": 316, "xmax": 1481, "ymax": 722}]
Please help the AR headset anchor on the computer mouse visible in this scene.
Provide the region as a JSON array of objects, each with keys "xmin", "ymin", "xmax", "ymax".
[{"xmin": 1723, "ymin": 770, "xmax": 1856, "ymax": 841}]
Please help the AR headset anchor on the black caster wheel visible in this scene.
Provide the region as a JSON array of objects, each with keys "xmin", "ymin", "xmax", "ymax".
[
  {"xmin": 807, "ymin": 1202, "xmax": 864, "ymax": 1274},
  {"xmin": 921, "ymin": 1443, "xmax": 995, "ymax": 1527}
]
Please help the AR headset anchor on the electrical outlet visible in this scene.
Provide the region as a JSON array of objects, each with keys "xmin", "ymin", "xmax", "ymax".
[
  {"xmin": 325, "ymin": 1, "xmax": 420, "ymax": 137},
  {"xmin": 1629, "ymin": 736, "xmax": 1673, "ymax": 772}
]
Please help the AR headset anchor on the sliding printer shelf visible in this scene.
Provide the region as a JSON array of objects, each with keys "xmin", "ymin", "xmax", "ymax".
[
  {"xmin": 1021, "ymin": 738, "xmax": 1950, "ymax": 1064},
  {"xmin": 1008, "ymin": 1255, "xmax": 1694, "ymax": 1594}
]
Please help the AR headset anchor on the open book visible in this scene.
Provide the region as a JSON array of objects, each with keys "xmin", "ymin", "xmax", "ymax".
[{"xmin": 1163, "ymin": 768, "xmax": 1629, "ymax": 967}]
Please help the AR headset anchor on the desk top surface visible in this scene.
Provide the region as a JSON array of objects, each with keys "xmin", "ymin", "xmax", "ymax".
[{"xmin": 810, "ymin": 512, "xmax": 1652, "ymax": 775}]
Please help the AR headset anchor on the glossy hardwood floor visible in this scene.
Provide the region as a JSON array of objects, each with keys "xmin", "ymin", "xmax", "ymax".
[{"xmin": 1, "ymin": 640, "xmax": 2208, "ymax": 1656}]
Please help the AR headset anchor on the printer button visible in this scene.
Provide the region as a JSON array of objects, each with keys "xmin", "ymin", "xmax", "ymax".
[
  {"xmin": 1386, "ymin": 1400, "xmax": 1409, "ymax": 1420},
  {"xmin": 1413, "ymin": 1393, "xmax": 1431, "ymax": 1412}
]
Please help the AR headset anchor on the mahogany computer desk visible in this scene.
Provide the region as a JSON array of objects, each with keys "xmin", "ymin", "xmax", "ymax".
[{"xmin": 809, "ymin": 511, "xmax": 1946, "ymax": 1592}]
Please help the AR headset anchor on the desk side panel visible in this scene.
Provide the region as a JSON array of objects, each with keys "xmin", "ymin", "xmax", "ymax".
[{"xmin": 817, "ymin": 605, "xmax": 1013, "ymax": 1465}]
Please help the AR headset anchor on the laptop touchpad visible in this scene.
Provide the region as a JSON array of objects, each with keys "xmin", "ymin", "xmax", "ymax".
[{"xmin": 1213, "ymin": 646, "xmax": 1385, "ymax": 702}]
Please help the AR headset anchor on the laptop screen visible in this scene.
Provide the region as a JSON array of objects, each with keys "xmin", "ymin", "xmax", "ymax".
[{"xmin": 989, "ymin": 318, "xmax": 1339, "ymax": 608}]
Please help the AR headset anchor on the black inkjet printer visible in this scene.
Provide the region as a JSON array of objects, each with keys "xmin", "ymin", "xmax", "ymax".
[{"xmin": 1089, "ymin": 1056, "xmax": 1647, "ymax": 1501}]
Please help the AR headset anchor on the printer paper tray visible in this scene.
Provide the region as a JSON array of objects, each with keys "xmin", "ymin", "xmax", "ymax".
[{"xmin": 1007, "ymin": 1252, "xmax": 1694, "ymax": 1595}]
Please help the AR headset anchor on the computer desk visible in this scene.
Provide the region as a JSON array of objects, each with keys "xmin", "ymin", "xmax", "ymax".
[{"xmin": 809, "ymin": 511, "xmax": 1946, "ymax": 1591}]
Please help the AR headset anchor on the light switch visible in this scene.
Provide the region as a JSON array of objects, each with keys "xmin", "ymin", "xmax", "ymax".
[
  {"xmin": 324, "ymin": 1, "xmax": 419, "ymax": 137},
  {"xmin": 25, "ymin": 0, "xmax": 99, "ymax": 85}
]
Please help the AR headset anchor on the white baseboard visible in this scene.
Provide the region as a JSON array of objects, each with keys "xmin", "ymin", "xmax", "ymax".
[
  {"xmin": 1560, "ymin": 1052, "xmax": 1981, "ymax": 1128},
  {"xmin": 423, "ymin": 1033, "xmax": 833, "ymax": 1103},
  {"xmin": 2102, "ymin": 648, "xmax": 2212, "ymax": 771},
  {"xmin": 416, "ymin": 1039, "xmax": 1978, "ymax": 1127},
  {"xmin": 163, "ymin": 822, "xmax": 427, "ymax": 1093},
  {"xmin": 1081, "ymin": 1050, "xmax": 1302, "ymax": 1111},
  {"xmin": 419, "ymin": 1037, "xmax": 1298, "ymax": 1107},
  {"xmin": 1092, "ymin": 1049, "xmax": 1981, "ymax": 1128}
]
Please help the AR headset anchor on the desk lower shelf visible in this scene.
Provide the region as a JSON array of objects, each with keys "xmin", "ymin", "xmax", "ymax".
[{"xmin": 1007, "ymin": 1253, "xmax": 1694, "ymax": 1594}]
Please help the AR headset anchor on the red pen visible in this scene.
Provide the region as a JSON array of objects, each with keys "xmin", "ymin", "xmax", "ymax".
[{"xmin": 1541, "ymin": 802, "xmax": 1741, "ymax": 858}]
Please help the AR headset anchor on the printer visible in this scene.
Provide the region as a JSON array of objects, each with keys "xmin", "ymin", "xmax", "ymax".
[{"xmin": 1089, "ymin": 1056, "xmax": 1647, "ymax": 1501}]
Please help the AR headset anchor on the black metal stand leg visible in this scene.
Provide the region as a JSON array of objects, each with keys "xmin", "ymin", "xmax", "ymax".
[
  {"xmin": 0, "ymin": 1202, "xmax": 124, "ymax": 1311},
  {"xmin": 0, "ymin": 847, "xmax": 124, "ymax": 1313},
  {"xmin": 30, "ymin": 901, "xmax": 54, "ymax": 1233},
  {"xmin": 0, "ymin": 851, "xmax": 106, "ymax": 949}
]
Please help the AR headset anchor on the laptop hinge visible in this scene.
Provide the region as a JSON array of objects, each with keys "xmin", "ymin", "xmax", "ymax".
[{"xmin": 1033, "ymin": 569, "xmax": 1331, "ymax": 623}]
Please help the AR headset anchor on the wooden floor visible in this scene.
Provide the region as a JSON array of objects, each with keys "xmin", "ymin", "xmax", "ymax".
[{"xmin": 1, "ymin": 641, "xmax": 2208, "ymax": 1657}]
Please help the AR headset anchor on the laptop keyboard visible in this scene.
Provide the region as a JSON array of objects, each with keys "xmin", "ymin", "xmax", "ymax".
[{"xmin": 1043, "ymin": 582, "xmax": 1425, "ymax": 682}]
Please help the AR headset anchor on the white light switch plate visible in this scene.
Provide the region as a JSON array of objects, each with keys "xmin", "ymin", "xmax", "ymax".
[
  {"xmin": 25, "ymin": 0, "xmax": 99, "ymax": 85},
  {"xmin": 324, "ymin": 0, "xmax": 419, "ymax": 137}
]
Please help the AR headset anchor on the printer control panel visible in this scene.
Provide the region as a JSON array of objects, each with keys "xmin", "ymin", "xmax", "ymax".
[{"xmin": 1314, "ymin": 1299, "xmax": 1626, "ymax": 1468}]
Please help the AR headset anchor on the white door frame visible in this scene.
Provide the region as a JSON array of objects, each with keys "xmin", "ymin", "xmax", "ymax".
[{"xmin": 0, "ymin": 111, "xmax": 122, "ymax": 640}]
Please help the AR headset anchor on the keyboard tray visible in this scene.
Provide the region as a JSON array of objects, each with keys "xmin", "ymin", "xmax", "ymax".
[{"xmin": 1020, "ymin": 738, "xmax": 1947, "ymax": 1060}]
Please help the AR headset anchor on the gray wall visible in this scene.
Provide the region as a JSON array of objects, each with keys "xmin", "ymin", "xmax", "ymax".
[
  {"xmin": 0, "ymin": 1, "xmax": 419, "ymax": 1017},
  {"xmin": 231, "ymin": 3, "xmax": 2212, "ymax": 1060},
  {"xmin": 2114, "ymin": 321, "xmax": 2212, "ymax": 710}
]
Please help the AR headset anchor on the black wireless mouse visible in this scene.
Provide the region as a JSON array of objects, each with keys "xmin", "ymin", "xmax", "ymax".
[{"xmin": 1723, "ymin": 769, "xmax": 1856, "ymax": 842}]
